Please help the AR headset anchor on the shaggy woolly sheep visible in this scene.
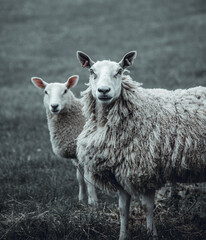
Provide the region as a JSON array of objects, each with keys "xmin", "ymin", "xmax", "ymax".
[
  {"xmin": 31, "ymin": 75, "xmax": 98, "ymax": 205},
  {"xmin": 76, "ymin": 51, "xmax": 206, "ymax": 240}
]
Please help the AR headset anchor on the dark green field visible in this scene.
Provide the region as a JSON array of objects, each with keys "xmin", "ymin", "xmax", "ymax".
[{"xmin": 0, "ymin": 0, "xmax": 206, "ymax": 239}]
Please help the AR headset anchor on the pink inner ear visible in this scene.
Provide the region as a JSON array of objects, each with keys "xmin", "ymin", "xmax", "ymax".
[
  {"xmin": 82, "ymin": 60, "xmax": 88, "ymax": 68},
  {"xmin": 67, "ymin": 76, "xmax": 77, "ymax": 88},
  {"xmin": 33, "ymin": 78, "xmax": 45, "ymax": 89}
]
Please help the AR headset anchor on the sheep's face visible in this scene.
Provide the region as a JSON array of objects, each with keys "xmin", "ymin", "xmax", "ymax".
[
  {"xmin": 43, "ymin": 83, "xmax": 69, "ymax": 114},
  {"xmin": 89, "ymin": 60, "xmax": 123, "ymax": 104},
  {"xmin": 77, "ymin": 51, "xmax": 137, "ymax": 105},
  {"xmin": 31, "ymin": 75, "xmax": 79, "ymax": 114}
]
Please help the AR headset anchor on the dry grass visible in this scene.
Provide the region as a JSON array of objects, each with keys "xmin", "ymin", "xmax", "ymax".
[{"xmin": 0, "ymin": 186, "xmax": 205, "ymax": 239}]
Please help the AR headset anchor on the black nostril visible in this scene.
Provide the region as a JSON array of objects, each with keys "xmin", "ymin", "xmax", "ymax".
[
  {"xmin": 51, "ymin": 104, "xmax": 59, "ymax": 110},
  {"xmin": 98, "ymin": 87, "xmax": 111, "ymax": 94}
]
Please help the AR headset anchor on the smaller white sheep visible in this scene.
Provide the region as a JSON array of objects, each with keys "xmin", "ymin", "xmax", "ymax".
[{"xmin": 31, "ymin": 75, "xmax": 98, "ymax": 205}]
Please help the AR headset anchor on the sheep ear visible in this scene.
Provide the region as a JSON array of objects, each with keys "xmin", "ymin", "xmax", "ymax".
[
  {"xmin": 66, "ymin": 75, "xmax": 79, "ymax": 89},
  {"xmin": 31, "ymin": 77, "xmax": 47, "ymax": 89},
  {"xmin": 119, "ymin": 51, "xmax": 137, "ymax": 69},
  {"xmin": 76, "ymin": 51, "xmax": 95, "ymax": 69}
]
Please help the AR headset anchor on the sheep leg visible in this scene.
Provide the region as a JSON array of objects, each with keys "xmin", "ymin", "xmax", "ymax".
[
  {"xmin": 76, "ymin": 165, "xmax": 87, "ymax": 203},
  {"xmin": 84, "ymin": 168, "xmax": 98, "ymax": 206},
  {"xmin": 118, "ymin": 189, "xmax": 131, "ymax": 240},
  {"xmin": 141, "ymin": 191, "xmax": 157, "ymax": 239}
]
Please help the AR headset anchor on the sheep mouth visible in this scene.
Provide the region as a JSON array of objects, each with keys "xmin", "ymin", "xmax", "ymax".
[
  {"xmin": 98, "ymin": 96, "xmax": 112, "ymax": 102},
  {"xmin": 51, "ymin": 109, "xmax": 60, "ymax": 114}
]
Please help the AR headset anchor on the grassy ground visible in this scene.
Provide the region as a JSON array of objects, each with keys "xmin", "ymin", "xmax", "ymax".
[{"xmin": 0, "ymin": 0, "xmax": 206, "ymax": 239}]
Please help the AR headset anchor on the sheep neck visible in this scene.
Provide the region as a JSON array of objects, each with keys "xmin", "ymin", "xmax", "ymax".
[
  {"xmin": 95, "ymin": 101, "xmax": 115, "ymax": 127},
  {"xmin": 93, "ymin": 78, "xmax": 140, "ymax": 127}
]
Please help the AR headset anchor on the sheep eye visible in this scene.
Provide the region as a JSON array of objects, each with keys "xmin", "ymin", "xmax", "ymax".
[
  {"xmin": 45, "ymin": 90, "xmax": 48, "ymax": 95},
  {"xmin": 118, "ymin": 69, "xmax": 123, "ymax": 75},
  {"xmin": 90, "ymin": 69, "xmax": 97, "ymax": 79},
  {"xmin": 114, "ymin": 69, "xmax": 123, "ymax": 78},
  {"xmin": 63, "ymin": 89, "xmax": 67, "ymax": 95}
]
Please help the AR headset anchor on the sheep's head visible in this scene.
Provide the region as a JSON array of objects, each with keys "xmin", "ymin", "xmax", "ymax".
[
  {"xmin": 31, "ymin": 75, "xmax": 79, "ymax": 114},
  {"xmin": 77, "ymin": 51, "xmax": 137, "ymax": 105}
]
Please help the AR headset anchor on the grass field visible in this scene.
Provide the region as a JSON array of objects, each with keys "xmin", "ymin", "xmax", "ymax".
[{"xmin": 0, "ymin": 0, "xmax": 206, "ymax": 239}]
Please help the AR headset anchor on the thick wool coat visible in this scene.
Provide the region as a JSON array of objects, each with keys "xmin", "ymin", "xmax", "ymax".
[
  {"xmin": 77, "ymin": 76, "xmax": 206, "ymax": 194},
  {"xmin": 47, "ymin": 92, "xmax": 85, "ymax": 159}
]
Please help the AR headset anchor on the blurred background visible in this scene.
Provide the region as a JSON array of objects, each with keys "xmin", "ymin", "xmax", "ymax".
[
  {"xmin": 0, "ymin": 0, "xmax": 206, "ymax": 239},
  {"xmin": 1, "ymin": 0, "xmax": 206, "ymax": 91}
]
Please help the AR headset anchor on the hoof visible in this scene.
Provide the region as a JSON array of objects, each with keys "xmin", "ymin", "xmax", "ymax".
[
  {"xmin": 79, "ymin": 199, "xmax": 87, "ymax": 205},
  {"xmin": 119, "ymin": 235, "xmax": 129, "ymax": 240},
  {"xmin": 88, "ymin": 199, "xmax": 98, "ymax": 207},
  {"xmin": 119, "ymin": 231, "xmax": 130, "ymax": 240},
  {"xmin": 78, "ymin": 194, "xmax": 87, "ymax": 204}
]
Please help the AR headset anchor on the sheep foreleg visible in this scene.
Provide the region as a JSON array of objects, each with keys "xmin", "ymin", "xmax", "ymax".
[
  {"xmin": 76, "ymin": 165, "xmax": 87, "ymax": 203},
  {"xmin": 141, "ymin": 191, "xmax": 157, "ymax": 239},
  {"xmin": 118, "ymin": 189, "xmax": 131, "ymax": 240},
  {"xmin": 84, "ymin": 168, "xmax": 98, "ymax": 206}
]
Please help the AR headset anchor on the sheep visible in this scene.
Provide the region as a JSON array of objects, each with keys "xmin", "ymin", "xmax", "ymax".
[
  {"xmin": 31, "ymin": 75, "xmax": 98, "ymax": 205},
  {"xmin": 76, "ymin": 51, "xmax": 206, "ymax": 240}
]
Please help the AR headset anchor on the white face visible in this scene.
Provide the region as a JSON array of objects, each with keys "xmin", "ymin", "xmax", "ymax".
[
  {"xmin": 89, "ymin": 60, "xmax": 123, "ymax": 104},
  {"xmin": 44, "ymin": 83, "xmax": 68, "ymax": 114},
  {"xmin": 77, "ymin": 50, "xmax": 137, "ymax": 105}
]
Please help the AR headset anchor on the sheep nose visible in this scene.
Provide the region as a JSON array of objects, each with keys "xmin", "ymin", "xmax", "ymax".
[
  {"xmin": 98, "ymin": 87, "xmax": 111, "ymax": 94},
  {"xmin": 51, "ymin": 104, "xmax": 59, "ymax": 110}
]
